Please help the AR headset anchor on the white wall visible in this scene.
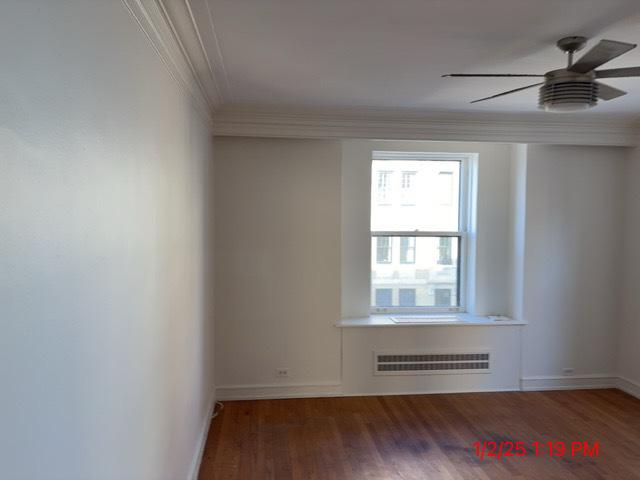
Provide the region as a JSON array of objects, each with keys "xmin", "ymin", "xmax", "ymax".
[
  {"xmin": 618, "ymin": 146, "xmax": 640, "ymax": 389},
  {"xmin": 214, "ymin": 137, "xmax": 342, "ymax": 395},
  {"xmin": 508, "ymin": 145, "xmax": 528, "ymax": 322},
  {"xmin": 0, "ymin": 2, "xmax": 215, "ymax": 479},
  {"xmin": 214, "ymin": 138, "xmax": 522, "ymax": 398},
  {"xmin": 521, "ymin": 145, "xmax": 627, "ymax": 382},
  {"xmin": 214, "ymin": 134, "xmax": 640, "ymax": 400}
]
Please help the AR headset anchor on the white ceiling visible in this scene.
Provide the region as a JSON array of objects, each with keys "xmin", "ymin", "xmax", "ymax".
[{"xmin": 200, "ymin": 0, "xmax": 640, "ymax": 116}]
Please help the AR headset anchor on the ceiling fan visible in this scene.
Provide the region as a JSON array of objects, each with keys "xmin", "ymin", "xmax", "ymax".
[{"xmin": 443, "ymin": 36, "xmax": 640, "ymax": 111}]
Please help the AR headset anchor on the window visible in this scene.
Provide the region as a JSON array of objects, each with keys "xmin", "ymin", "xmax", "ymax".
[
  {"xmin": 399, "ymin": 288, "xmax": 416, "ymax": 306},
  {"xmin": 437, "ymin": 171, "xmax": 454, "ymax": 205},
  {"xmin": 371, "ymin": 151, "xmax": 468, "ymax": 312},
  {"xmin": 400, "ymin": 171, "xmax": 417, "ymax": 205},
  {"xmin": 438, "ymin": 237, "xmax": 452, "ymax": 265},
  {"xmin": 376, "ymin": 237, "xmax": 392, "ymax": 263},
  {"xmin": 434, "ymin": 288, "xmax": 452, "ymax": 307},
  {"xmin": 400, "ymin": 237, "xmax": 416, "ymax": 264},
  {"xmin": 375, "ymin": 288, "xmax": 393, "ymax": 306},
  {"xmin": 376, "ymin": 171, "xmax": 392, "ymax": 205}
]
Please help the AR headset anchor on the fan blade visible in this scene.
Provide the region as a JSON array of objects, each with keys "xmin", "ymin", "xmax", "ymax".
[
  {"xmin": 470, "ymin": 82, "xmax": 543, "ymax": 104},
  {"xmin": 442, "ymin": 73, "xmax": 543, "ymax": 77},
  {"xmin": 596, "ymin": 66, "xmax": 640, "ymax": 78},
  {"xmin": 596, "ymin": 81, "xmax": 627, "ymax": 100},
  {"xmin": 569, "ymin": 39, "xmax": 636, "ymax": 73}
]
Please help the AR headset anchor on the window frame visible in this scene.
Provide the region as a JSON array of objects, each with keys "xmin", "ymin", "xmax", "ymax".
[{"xmin": 370, "ymin": 151, "xmax": 473, "ymax": 315}]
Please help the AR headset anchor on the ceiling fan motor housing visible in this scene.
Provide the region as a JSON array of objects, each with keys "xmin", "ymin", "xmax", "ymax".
[{"xmin": 539, "ymin": 69, "xmax": 598, "ymax": 111}]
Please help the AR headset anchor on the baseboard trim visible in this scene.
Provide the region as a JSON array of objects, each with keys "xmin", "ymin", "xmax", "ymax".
[
  {"xmin": 617, "ymin": 376, "xmax": 640, "ymax": 400},
  {"xmin": 520, "ymin": 374, "xmax": 618, "ymax": 391},
  {"xmin": 188, "ymin": 392, "xmax": 216, "ymax": 480},
  {"xmin": 216, "ymin": 375, "xmax": 637, "ymax": 401},
  {"xmin": 339, "ymin": 387, "xmax": 519, "ymax": 397},
  {"xmin": 216, "ymin": 382, "xmax": 344, "ymax": 401},
  {"xmin": 216, "ymin": 383, "xmax": 524, "ymax": 400}
]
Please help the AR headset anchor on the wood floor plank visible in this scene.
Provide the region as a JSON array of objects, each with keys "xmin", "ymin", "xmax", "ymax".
[{"xmin": 199, "ymin": 389, "xmax": 640, "ymax": 480}]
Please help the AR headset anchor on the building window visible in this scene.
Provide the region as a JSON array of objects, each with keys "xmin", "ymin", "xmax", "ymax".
[
  {"xmin": 376, "ymin": 237, "xmax": 392, "ymax": 263},
  {"xmin": 371, "ymin": 151, "xmax": 469, "ymax": 312},
  {"xmin": 438, "ymin": 237, "xmax": 452, "ymax": 265},
  {"xmin": 400, "ymin": 237, "xmax": 416, "ymax": 264},
  {"xmin": 437, "ymin": 171, "xmax": 454, "ymax": 205},
  {"xmin": 377, "ymin": 171, "xmax": 393, "ymax": 205},
  {"xmin": 375, "ymin": 288, "xmax": 393, "ymax": 306},
  {"xmin": 434, "ymin": 288, "xmax": 452, "ymax": 306},
  {"xmin": 399, "ymin": 288, "xmax": 416, "ymax": 306},
  {"xmin": 400, "ymin": 171, "xmax": 417, "ymax": 205}
]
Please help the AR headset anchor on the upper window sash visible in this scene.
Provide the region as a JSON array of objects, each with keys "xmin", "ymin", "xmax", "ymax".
[{"xmin": 371, "ymin": 151, "xmax": 471, "ymax": 234}]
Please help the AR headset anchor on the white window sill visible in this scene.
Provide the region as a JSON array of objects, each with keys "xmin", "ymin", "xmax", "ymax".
[{"xmin": 336, "ymin": 313, "xmax": 528, "ymax": 328}]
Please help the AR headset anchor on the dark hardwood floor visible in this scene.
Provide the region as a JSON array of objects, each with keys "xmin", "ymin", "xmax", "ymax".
[{"xmin": 198, "ymin": 389, "xmax": 640, "ymax": 479}]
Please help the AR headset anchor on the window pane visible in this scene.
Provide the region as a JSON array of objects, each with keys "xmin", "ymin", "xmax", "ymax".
[
  {"xmin": 399, "ymin": 288, "xmax": 416, "ymax": 306},
  {"xmin": 371, "ymin": 160, "xmax": 460, "ymax": 231},
  {"xmin": 438, "ymin": 237, "xmax": 452, "ymax": 265},
  {"xmin": 375, "ymin": 288, "xmax": 393, "ymax": 306},
  {"xmin": 434, "ymin": 288, "xmax": 452, "ymax": 306},
  {"xmin": 376, "ymin": 171, "xmax": 393, "ymax": 205},
  {"xmin": 400, "ymin": 171, "xmax": 417, "ymax": 205},
  {"xmin": 400, "ymin": 237, "xmax": 415, "ymax": 264},
  {"xmin": 371, "ymin": 236, "xmax": 459, "ymax": 308},
  {"xmin": 376, "ymin": 237, "xmax": 392, "ymax": 263}
]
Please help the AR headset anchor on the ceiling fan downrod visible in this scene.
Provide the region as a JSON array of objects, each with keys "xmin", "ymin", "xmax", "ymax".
[{"xmin": 556, "ymin": 36, "xmax": 588, "ymax": 68}]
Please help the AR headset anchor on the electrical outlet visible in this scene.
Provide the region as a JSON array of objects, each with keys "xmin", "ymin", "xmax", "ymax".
[
  {"xmin": 276, "ymin": 368, "xmax": 290, "ymax": 378},
  {"xmin": 562, "ymin": 367, "xmax": 574, "ymax": 376}
]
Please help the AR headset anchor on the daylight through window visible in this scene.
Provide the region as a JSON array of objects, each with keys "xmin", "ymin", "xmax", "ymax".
[{"xmin": 370, "ymin": 151, "xmax": 468, "ymax": 312}]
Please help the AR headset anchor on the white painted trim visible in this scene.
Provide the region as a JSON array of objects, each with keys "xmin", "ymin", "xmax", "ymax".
[
  {"xmin": 121, "ymin": 0, "xmax": 217, "ymax": 128},
  {"xmin": 186, "ymin": 0, "xmax": 234, "ymax": 103},
  {"xmin": 617, "ymin": 376, "xmax": 640, "ymax": 400},
  {"xmin": 340, "ymin": 387, "xmax": 520, "ymax": 397},
  {"xmin": 372, "ymin": 151, "xmax": 472, "ymax": 162},
  {"xmin": 336, "ymin": 314, "xmax": 527, "ymax": 327},
  {"xmin": 212, "ymin": 107, "xmax": 640, "ymax": 146},
  {"xmin": 216, "ymin": 375, "xmax": 640, "ymax": 401},
  {"xmin": 216, "ymin": 382, "xmax": 343, "ymax": 401},
  {"xmin": 216, "ymin": 382, "xmax": 526, "ymax": 401},
  {"xmin": 520, "ymin": 374, "xmax": 618, "ymax": 391},
  {"xmin": 188, "ymin": 391, "xmax": 216, "ymax": 480}
]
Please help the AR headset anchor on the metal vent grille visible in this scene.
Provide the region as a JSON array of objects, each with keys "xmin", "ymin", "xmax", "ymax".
[
  {"xmin": 538, "ymin": 81, "xmax": 598, "ymax": 109},
  {"xmin": 374, "ymin": 351, "xmax": 490, "ymax": 376}
]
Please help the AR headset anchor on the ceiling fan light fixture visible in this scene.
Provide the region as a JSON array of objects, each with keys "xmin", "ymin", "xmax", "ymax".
[
  {"xmin": 443, "ymin": 36, "xmax": 638, "ymax": 110},
  {"xmin": 540, "ymin": 100, "xmax": 596, "ymax": 112},
  {"xmin": 537, "ymin": 69, "xmax": 599, "ymax": 112},
  {"xmin": 538, "ymin": 80, "xmax": 599, "ymax": 112}
]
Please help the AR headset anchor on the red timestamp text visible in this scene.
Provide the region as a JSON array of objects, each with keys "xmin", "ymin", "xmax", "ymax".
[{"xmin": 473, "ymin": 441, "xmax": 600, "ymax": 460}]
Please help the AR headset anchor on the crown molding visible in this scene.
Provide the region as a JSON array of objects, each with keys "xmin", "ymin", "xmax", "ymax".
[
  {"xmin": 121, "ymin": 0, "xmax": 228, "ymax": 129},
  {"xmin": 212, "ymin": 107, "xmax": 640, "ymax": 146},
  {"xmin": 184, "ymin": 0, "xmax": 233, "ymax": 103},
  {"xmin": 120, "ymin": 1, "xmax": 640, "ymax": 145}
]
